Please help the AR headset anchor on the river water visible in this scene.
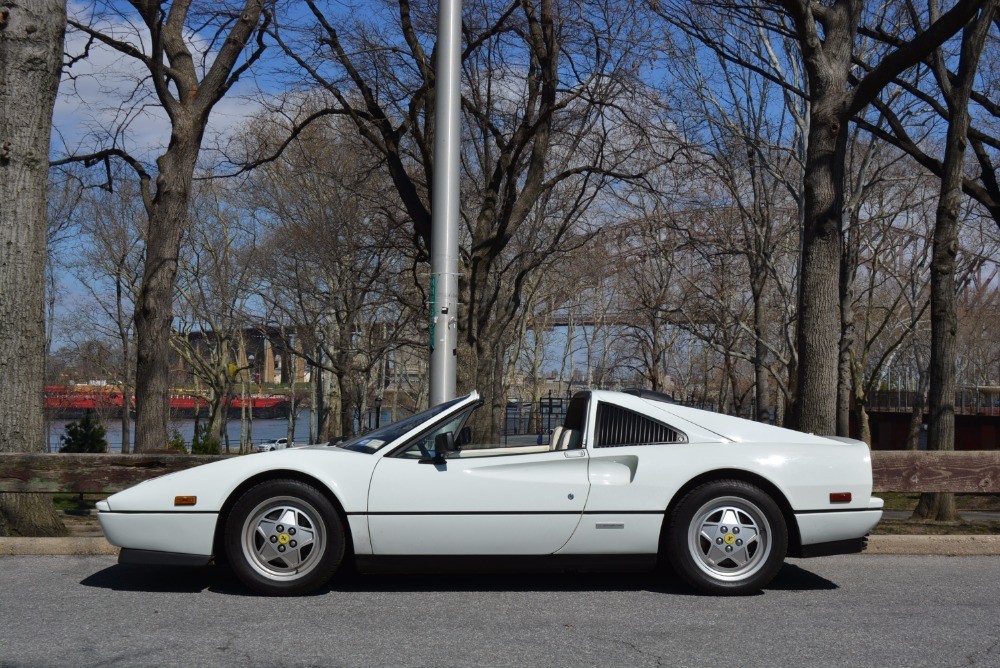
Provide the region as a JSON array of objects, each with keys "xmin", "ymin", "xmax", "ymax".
[{"xmin": 45, "ymin": 413, "xmax": 320, "ymax": 452}]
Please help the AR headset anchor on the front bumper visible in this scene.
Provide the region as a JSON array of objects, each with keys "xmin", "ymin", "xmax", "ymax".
[{"xmin": 98, "ymin": 510, "xmax": 218, "ymax": 558}]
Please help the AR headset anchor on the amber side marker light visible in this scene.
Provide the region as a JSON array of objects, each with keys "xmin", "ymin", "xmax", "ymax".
[
  {"xmin": 174, "ymin": 496, "xmax": 197, "ymax": 506},
  {"xmin": 830, "ymin": 492, "xmax": 852, "ymax": 503}
]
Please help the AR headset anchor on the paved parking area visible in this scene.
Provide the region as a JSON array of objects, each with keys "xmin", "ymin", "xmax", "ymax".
[{"xmin": 2, "ymin": 555, "xmax": 998, "ymax": 667}]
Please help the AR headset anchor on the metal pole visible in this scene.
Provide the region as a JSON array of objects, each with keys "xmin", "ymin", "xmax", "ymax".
[{"xmin": 429, "ymin": 0, "xmax": 462, "ymax": 406}]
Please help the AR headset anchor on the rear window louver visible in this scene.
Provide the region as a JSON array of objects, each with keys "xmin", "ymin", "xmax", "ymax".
[{"xmin": 595, "ymin": 403, "xmax": 687, "ymax": 448}]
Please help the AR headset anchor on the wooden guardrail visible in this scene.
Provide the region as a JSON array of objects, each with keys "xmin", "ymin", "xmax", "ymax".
[
  {"xmin": 0, "ymin": 454, "xmax": 229, "ymax": 494},
  {"xmin": 0, "ymin": 451, "xmax": 997, "ymax": 495},
  {"xmin": 871, "ymin": 451, "xmax": 999, "ymax": 493}
]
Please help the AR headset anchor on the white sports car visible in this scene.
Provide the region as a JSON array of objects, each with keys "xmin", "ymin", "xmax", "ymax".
[{"xmin": 98, "ymin": 389, "xmax": 882, "ymax": 596}]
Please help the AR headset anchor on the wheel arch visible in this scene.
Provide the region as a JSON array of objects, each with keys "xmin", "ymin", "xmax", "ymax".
[
  {"xmin": 658, "ymin": 468, "xmax": 801, "ymax": 558},
  {"xmin": 212, "ymin": 469, "xmax": 354, "ymax": 563}
]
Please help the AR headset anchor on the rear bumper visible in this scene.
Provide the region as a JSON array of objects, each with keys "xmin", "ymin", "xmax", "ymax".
[{"xmin": 794, "ymin": 501, "xmax": 882, "ymax": 548}]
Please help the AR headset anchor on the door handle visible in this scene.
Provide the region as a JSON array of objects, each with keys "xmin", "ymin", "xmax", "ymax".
[{"xmin": 563, "ymin": 450, "xmax": 586, "ymax": 458}]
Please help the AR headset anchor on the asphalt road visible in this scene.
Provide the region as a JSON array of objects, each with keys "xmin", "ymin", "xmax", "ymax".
[{"xmin": 1, "ymin": 555, "xmax": 998, "ymax": 668}]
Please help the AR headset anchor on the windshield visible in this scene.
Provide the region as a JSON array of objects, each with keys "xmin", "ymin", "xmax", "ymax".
[{"xmin": 334, "ymin": 396, "xmax": 468, "ymax": 454}]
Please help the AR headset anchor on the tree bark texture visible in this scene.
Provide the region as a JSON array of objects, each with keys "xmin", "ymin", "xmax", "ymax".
[
  {"xmin": 782, "ymin": 0, "xmax": 857, "ymax": 435},
  {"xmin": 791, "ymin": 90, "xmax": 850, "ymax": 435},
  {"xmin": 905, "ymin": 370, "xmax": 929, "ymax": 450},
  {"xmin": 837, "ymin": 220, "xmax": 859, "ymax": 437},
  {"xmin": 133, "ymin": 140, "xmax": 199, "ymax": 452},
  {"xmin": 0, "ymin": 0, "xmax": 69, "ymax": 535}
]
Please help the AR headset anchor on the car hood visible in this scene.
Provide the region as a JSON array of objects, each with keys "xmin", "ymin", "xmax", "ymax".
[{"xmin": 102, "ymin": 446, "xmax": 378, "ymax": 514}]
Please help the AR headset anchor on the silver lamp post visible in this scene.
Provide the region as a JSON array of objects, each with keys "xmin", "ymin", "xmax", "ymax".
[{"xmin": 428, "ymin": 0, "xmax": 462, "ymax": 406}]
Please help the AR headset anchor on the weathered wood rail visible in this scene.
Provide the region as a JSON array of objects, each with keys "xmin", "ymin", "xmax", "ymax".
[
  {"xmin": 0, "ymin": 451, "xmax": 998, "ymax": 495},
  {"xmin": 871, "ymin": 451, "xmax": 999, "ymax": 493},
  {"xmin": 0, "ymin": 454, "xmax": 230, "ymax": 494}
]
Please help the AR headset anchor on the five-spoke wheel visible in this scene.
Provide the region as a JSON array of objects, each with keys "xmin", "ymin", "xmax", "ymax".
[
  {"xmin": 225, "ymin": 479, "xmax": 345, "ymax": 595},
  {"xmin": 666, "ymin": 480, "xmax": 787, "ymax": 595}
]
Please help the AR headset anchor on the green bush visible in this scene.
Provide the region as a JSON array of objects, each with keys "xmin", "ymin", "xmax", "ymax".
[
  {"xmin": 167, "ymin": 429, "xmax": 188, "ymax": 453},
  {"xmin": 190, "ymin": 422, "xmax": 221, "ymax": 455},
  {"xmin": 59, "ymin": 411, "xmax": 108, "ymax": 453}
]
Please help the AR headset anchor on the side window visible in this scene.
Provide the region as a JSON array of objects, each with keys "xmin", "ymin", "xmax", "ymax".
[
  {"xmin": 395, "ymin": 410, "xmax": 471, "ymax": 459},
  {"xmin": 594, "ymin": 402, "xmax": 687, "ymax": 448}
]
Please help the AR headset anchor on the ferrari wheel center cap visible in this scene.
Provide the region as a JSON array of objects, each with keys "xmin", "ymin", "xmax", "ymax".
[
  {"xmin": 278, "ymin": 533, "xmax": 291, "ymax": 545},
  {"xmin": 724, "ymin": 533, "xmax": 736, "ymax": 545}
]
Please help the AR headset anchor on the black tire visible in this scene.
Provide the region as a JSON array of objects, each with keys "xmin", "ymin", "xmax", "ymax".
[
  {"xmin": 224, "ymin": 479, "xmax": 345, "ymax": 596},
  {"xmin": 665, "ymin": 479, "xmax": 787, "ymax": 595}
]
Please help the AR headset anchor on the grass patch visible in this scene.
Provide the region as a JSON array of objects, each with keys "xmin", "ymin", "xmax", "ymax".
[
  {"xmin": 872, "ymin": 518, "xmax": 1000, "ymax": 535},
  {"xmin": 52, "ymin": 493, "xmax": 103, "ymax": 514},
  {"xmin": 879, "ymin": 493, "xmax": 1000, "ymax": 512}
]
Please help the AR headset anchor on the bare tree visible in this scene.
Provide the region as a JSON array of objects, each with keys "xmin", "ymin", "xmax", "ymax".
[
  {"xmin": 655, "ymin": 0, "xmax": 987, "ymax": 434},
  {"xmin": 172, "ymin": 179, "xmax": 260, "ymax": 453},
  {"xmin": 53, "ymin": 0, "xmax": 268, "ymax": 451},
  {"xmin": 247, "ymin": 0, "xmax": 661, "ymax": 437},
  {"xmin": 248, "ymin": 116, "xmax": 416, "ymax": 440},
  {"xmin": 68, "ymin": 176, "xmax": 145, "ymax": 453},
  {"xmin": 916, "ymin": 1, "xmax": 996, "ymax": 521},
  {"xmin": 0, "ymin": 0, "xmax": 68, "ymax": 536},
  {"xmin": 856, "ymin": 8, "xmax": 1000, "ymax": 229}
]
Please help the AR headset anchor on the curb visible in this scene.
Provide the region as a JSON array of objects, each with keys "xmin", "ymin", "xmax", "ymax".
[
  {"xmin": 864, "ymin": 535, "xmax": 1000, "ymax": 556},
  {"xmin": 0, "ymin": 535, "xmax": 998, "ymax": 557},
  {"xmin": 0, "ymin": 537, "xmax": 118, "ymax": 556}
]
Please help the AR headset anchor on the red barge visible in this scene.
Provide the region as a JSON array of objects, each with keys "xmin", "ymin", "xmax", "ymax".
[{"xmin": 45, "ymin": 385, "xmax": 292, "ymax": 420}]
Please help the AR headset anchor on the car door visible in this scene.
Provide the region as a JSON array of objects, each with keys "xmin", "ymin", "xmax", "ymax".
[{"xmin": 367, "ymin": 422, "xmax": 590, "ymax": 555}]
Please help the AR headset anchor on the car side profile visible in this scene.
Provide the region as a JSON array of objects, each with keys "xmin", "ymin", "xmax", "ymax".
[{"xmin": 98, "ymin": 389, "xmax": 882, "ymax": 596}]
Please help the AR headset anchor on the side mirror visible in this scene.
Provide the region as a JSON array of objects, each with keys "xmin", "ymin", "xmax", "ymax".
[
  {"xmin": 421, "ymin": 432, "xmax": 452, "ymax": 465},
  {"xmin": 457, "ymin": 426, "xmax": 472, "ymax": 447}
]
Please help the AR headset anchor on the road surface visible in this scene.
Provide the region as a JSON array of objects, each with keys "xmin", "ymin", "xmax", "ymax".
[{"xmin": 1, "ymin": 555, "xmax": 997, "ymax": 667}]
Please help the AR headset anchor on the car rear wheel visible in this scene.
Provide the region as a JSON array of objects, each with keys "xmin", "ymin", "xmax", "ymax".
[
  {"xmin": 665, "ymin": 479, "xmax": 787, "ymax": 595},
  {"xmin": 224, "ymin": 479, "xmax": 345, "ymax": 595}
]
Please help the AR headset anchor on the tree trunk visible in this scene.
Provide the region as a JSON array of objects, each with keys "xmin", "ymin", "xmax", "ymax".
[
  {"xmin": 336, "ymin": 371, "xmax": 353, "ymax": 439},
  {"xmin": 321, "ymin": 370, "xmax": 341, "ymax": 442},
  {"xmin": 458, "ymin": 330, "xmax": 512, "ymax": 444},
  {"xmin": 752, "ymin": 291, "xmax": 770, "ymax": 421},
  {"xmin": 792, "ymin": 94, "xmax": 849, "ymax": 435},
  {"xmin": 917, "ymin": 5, "xmax": 993, "ymax": 522},
  {"xmin": 287, "ymin": 354, "xmax": 297, "ymax": 446},
  {"xmin": 906, "ymin": 371, "xmax": 929, "ymax": 450},
  {"xmin": 120, "ymin": 377, "xmax": 131, "ymax": 454},
  {"xmin": 837, "ymin": 227, "xmax": 858, "ymax": 437},
  {"xmin": 853, "ymin": 402, "xmax": 871, "ymax": 447},
  {"xmin": 133, "ymin": 144, "xmax": 199, "ymax": 452},
  {"xmin": 208, "ymin": 390, "xmax": 226, "ymax": 448},
  {"xmin": 0, "ymin": 0, "xmax": 68, "ymax": 536}
]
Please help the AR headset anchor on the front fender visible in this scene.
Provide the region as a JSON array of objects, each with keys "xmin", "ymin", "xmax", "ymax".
[{"xmin": 103, "ymin": 448, "xmax": 378, "ymax": 514}]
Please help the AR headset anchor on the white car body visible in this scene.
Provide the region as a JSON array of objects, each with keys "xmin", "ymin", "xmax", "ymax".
[{"xmin": 99, "ymin": 390, "xmax": 882, "ymax": 592}]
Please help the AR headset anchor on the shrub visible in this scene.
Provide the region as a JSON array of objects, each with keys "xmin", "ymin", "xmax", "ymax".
[
  {"xmin": 59, "ymin": 411, "xmax": 108, "ymax": 453},
  {"xmin": 167, "ymin": 429, "xmax": 188, "ymax": 453},
  {"xmin": 190, "ymin": 422, "xmax": 221, "ymax": 455}
]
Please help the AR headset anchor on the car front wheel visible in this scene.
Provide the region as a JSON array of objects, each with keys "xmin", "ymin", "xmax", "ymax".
[
  {"xmin": 665, "ymin": 479, "xmax": 787, "ymax": 595},
  {"xmin": 224, "ymin": 479, "xmax": 345, "ymax": 595}
]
